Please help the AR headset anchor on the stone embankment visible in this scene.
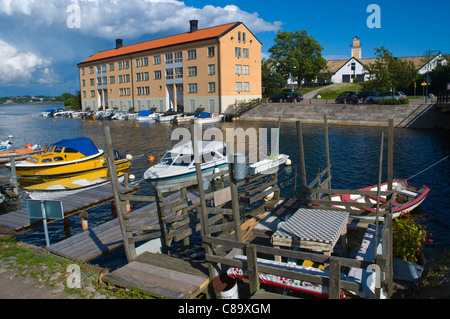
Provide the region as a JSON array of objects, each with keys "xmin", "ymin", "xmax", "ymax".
[{"xmin": 238, "ymin": 100, "xmax": 450, "ymax": 129}]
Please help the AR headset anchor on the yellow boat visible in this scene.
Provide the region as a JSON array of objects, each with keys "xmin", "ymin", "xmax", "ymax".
[
  {"xmin": 25, "ymin": 169, "xmax": 124, "ymax": 200},
  {"xmin": 7, "ymin": 137, "xmax": 105, "ymax": 176}
]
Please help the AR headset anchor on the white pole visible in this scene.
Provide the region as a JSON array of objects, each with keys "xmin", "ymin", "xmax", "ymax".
[{"xmin": 40, "ymin": 201, "xmax": 51, "ymax": 247}]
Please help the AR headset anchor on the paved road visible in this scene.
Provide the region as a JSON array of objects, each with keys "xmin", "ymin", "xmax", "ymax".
[
  {"xmin": 0, "ymin": 267, "xmax": 80, "ymax": 299},
  {"xmin": 302, "ymin": 83, "xmax": 338, "ymax": 99}
]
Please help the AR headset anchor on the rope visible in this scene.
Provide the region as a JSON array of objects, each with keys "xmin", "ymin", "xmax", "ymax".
[{"xmin": 406, "ymin": 154, "xmax": 449, "ymax": 181}]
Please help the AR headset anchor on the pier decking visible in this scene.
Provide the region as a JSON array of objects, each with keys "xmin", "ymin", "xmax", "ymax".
[{"xmin": 0, "ymin": 183, "xmax": 138, "ymax": 234}]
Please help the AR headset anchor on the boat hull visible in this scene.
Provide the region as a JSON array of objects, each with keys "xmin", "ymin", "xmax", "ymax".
[{"xmin": 329, "ymin": 179, "xmax": 430, "ymax": 220}]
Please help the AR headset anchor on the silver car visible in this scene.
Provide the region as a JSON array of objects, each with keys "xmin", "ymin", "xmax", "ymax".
[{"xmin": 366, "ymin": 91, "xmax": 407, "ymax": 104}]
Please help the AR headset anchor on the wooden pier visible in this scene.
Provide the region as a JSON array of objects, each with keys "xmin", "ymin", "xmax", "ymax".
[{"xmin": 0, "ymin": 183, "xmax": 138, "ymax": 234}]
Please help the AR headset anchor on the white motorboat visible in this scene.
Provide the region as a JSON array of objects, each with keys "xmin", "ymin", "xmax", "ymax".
[
  {"xmin": 137, "ymin": 110, "xmax": 160, "ymax": 121},
  {"xmin": 193, "ymin": 112, "xmax": 224, "ymax": 124},
  {"xmin": 247, "ymin": 154, "xmax": 290, "ymax": 175},
  {"xmin": 143, "ymin": 141, "xmax": 228, "ymax": 181}
]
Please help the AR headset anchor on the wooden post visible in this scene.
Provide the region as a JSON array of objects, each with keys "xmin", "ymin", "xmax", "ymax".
[
  {"xmin": 246, "ymin": 245, "xmax": 260, "ymax": 295},
  {"xmin": 387, "ymin": 119, "xmax": 394, "ymax": 192},
  {"xmin": 324, "ymin": 115, "xmax": 332, "ymax": 199},
  {"xmin": 374, "ymin": 132, "xmax": 384, "ymax": 258},
  {"xmin": 226, "ymin": 141, "xmax": 242, "ymax": 242},
  {"xmin": 9, "ymin": 156, "xmax": 18, "ymax": 196},
  {"xmin": 155, "ymin": 189, "xmax": 169, "ymax": 254},
  {"xmin": 104, "ymin": 125, "xmax": 136, "ymax": 262},
  {"xmin": 63, "ymin": 216, "xmax": 71, "ymax": 238},
  {"xmin": 328, "ymin": 257, "xmax": 341, "ymax": 299},
  {"xmin": 296, "ymin": 121, "xmax": 307, "ymax": 188},
  {"xmin": 80, "ymin": 211, "xmax": 89, "ymax": 231}
]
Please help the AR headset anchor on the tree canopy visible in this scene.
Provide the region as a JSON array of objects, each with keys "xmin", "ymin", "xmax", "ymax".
[
  {"xmin": 268, "ymin": 30, "xmax": 327, "ymax": 88},
  {"xmin": 364, "ymin": 47, "xmax": 417, "ymax": 91}
]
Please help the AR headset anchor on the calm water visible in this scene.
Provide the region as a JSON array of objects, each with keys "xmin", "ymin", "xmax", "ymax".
[{"xmin": 1, "ymin": 103, "xmax": 449, "ymax": 267}]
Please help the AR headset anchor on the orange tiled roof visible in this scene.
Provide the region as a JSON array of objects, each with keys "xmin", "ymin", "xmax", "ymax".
[{"xmin": 79, "ymin": 22, "xmax": 241, "ymax": 65}]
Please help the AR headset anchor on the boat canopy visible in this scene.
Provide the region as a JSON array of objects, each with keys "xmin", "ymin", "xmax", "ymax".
[
  {"xmin": 138, "ymin": 110, "xmax": 154, "ymax": 117},
  {"xmin": 194, "ymin": 112, "xmax": 212, "ymax": 119},
  {"xmin": 52, "ymin": 137, "xmax": 99, "ymax": 156}
]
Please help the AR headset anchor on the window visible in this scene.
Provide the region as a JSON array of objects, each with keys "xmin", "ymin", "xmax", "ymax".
[
  {"xmin": 243, "ymin": 65, "xmax": 249, "ymax": 75},
  {"xmin": 109, "ymin": 76, "xmax": 115, "ymax": 84},
  {"xmin": 125, "ymin": 74, "xmax": 130, "ymax": 82},
  {"xmin": 236, "ymin": 82, "xmax": 242, "ymax": 92},
  {"xmin": 119, "ymin": 75, "xmax": 123, "ymax": 83},
  {"xmin": 124, "ymin": 61, "xmax": 129, "ymax": 69},
  {"xmin": 243, "ymin": 82, "xmax": 250, "ymax": 92},
  {"xmin": 166, "ymin": 68, "xmax": 173, "ymax": 79},
  {"xmin": 154, "ymin": 55, "xmax": 161, "ymax": 64},
  {"xmin": 154, "ymin": 70, "xmax": 162, "ymax": 80},
  {"xmin": 82, "ymin": 79, "xmax": 85, "ymax": 87},
  {"xmin": 126, "ymin": 88, "xmax": 130, "ymax": 96},
  {"xmin": 174, "ymin": 51, "xmax": 182, "ymax": 63},
  {"xmin": 243, "ymin": 32, "xmax": 246, "ymax": 43},
  {"xmin": 83, "ymin": 91, "xmax": 86, "ymax": 98},
  {"xmin": 208, "ymin": 64, "xmax": 215, "ymax": 75},
  {"xmin": 118, "ymin": 62, "xmax": 122, "ymax": 70},
  {"xmin": 137, "ymin": 87, "xmax": 142, "ymax": 95},
  {"xmin": 209, "ymin": 99, "xmax": 215, "ymax": 113},
  {"xmin": 97, "ymin": 77, "xmax": 102, "ymax": 85},
  {"xmin": 119, "ymin": 88, "xmax": 124, "ymax": 96},
  {"xmin": 188, "ymin": 83, "xmax": 197, "ymax": 93},
  {"xmin": 188, "ymin": 49, "xmax": 197, "ymax": 60},
  {"xmin": 175, "ymin": 67, "xmax": 183, "ymax": 79},
  {"xmin": 136, "ymin": 58, "xmax": 141, "ymax": 67},
  {"xmin": 208, "ymin": 46, "xmax": 215, "ymax": 57},
  {"xmin": 89, "ymin": 67, "xmax": 94, "ymax": 74},
  {"xmin": 238, "ymin": 31, "xmax": 241, "ymax": 42},
  {"xmin": 208, "ymin": 82, "xmax": 216, "ymax": 93},
  {"xmin": 165, "ymin": 53, "xmax": 173, "ymax": 64},
  {"xmin": 90, "ymin": 78, "xmax": 94, "ymax": 86},
  {"xmin": 235, "ymin": 47, "xmax": 241, "ymax": 58},
  {"xmin": 243, "ymin": 48, "xmax": 249, "ymax": 58},
  {"xmin": 136, "ymin": 73, "xmax": 141, "ymax": 81},
  {"xmin": 109, "ymin": 63, "xmax": 114, "ymax": 71},
  {"xmin": 144, "ymin": 72, "xmax": 149, "ymax": 81},
  {"xmin": 188, "ymin": 66, "xmax": 197, "ymax": 77},
  {"xmin": 96, "ymin": 66, "xmax": 101, "ymax": 73},
  {"xmin": 81, "ymin": 68, "xmax": 85, "ymax": 75},
  {"xmin": 235, "ymin": 64, "xmax": 242, "ymax": 75},
  {"xmin": 101, "ymin": 64, "xmax": 106, "ymax": 72},
  {"xmin": 143, "ymin": 57, "xmax": 148, "ymax": 66},
  {"xmin": 145, "ymin": 86, "xmax": 150, "ymax": 95},
  {"xmin": 90, "ymin": 90, "xmax": 95, "ymax": 97}
]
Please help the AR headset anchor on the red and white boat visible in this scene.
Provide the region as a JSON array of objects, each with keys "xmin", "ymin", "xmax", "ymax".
[{"xmin": 329, "ymin": 179, "xmax": 430, "ymax": 220}]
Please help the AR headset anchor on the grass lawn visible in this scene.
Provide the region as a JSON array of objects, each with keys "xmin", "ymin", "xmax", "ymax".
[{"xmin": 314, "ymin": 83, "xmax": 363, "ymax": 100}]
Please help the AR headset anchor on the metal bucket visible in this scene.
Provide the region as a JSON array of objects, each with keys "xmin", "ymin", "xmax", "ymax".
[{"xmin": 232, "ymin": 153, "xmax": 247, "ymax": 180}]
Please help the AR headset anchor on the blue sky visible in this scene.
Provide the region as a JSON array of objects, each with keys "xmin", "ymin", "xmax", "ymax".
[{"xmin": 0, "ymin": 0, "xmax": 448, "ymax": 97}]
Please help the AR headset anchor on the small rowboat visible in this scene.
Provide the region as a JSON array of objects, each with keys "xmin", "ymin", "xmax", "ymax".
[
  {"xmin": 0, "ymin": 146, "xmax": 43, "ymax": 164},
  {"xmin": 329, "ymin": 179, "xmax": 430, "ymax": 220}
]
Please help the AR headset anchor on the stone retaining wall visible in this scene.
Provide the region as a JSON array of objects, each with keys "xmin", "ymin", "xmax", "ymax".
[{"xmin": 238, "ymin": 103, "xmax": 450, "ymax": 129}]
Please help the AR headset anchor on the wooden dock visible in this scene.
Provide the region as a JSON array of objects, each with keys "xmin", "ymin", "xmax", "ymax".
[
  {"xmin": 0, "ymin": 183, "xmax": 138, "ymax": 234},
  {"xmin": 47, "ymin": 190, "xmax": 201, "ymax": 262}
]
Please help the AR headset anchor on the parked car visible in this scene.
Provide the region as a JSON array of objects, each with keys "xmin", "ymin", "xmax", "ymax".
[
  {"xmin": 335, "ymin": 91, "xmax": 358, "ymax": 104},
  {"xmin": 357, "ymin": 91, "xmax": 378, "ymax": 103},
  {"xmin": 366, "ymin": 91, "xmax": 407, "ymax": 104},
  {"xmin": 292, "ymin": 92, "xmax": 303, "ymax": 102},
  {"xmin": 268, "ymin": 93, "xmax": 293, "ymax": 103}
]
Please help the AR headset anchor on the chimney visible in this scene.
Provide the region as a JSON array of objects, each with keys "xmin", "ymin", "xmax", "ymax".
[
  {"xmin": 115, "ymin": 39, "xmax": 123, "ymax": 49},
  {"xmin": 189, "ymin": 20, "xmax": 198, "ymax": 33}
]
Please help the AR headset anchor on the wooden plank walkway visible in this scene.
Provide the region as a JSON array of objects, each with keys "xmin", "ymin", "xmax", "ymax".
[
  {"xmin": 47, "ymin": 190, "xmax": 201, "ymax": 262},
  {"xmin": 0, "ymin": 183, "xmax": 138, "ymax": 234},
  {"xmin": 101, "ymin": 252, "xmax": 210, "ymax": 299}
]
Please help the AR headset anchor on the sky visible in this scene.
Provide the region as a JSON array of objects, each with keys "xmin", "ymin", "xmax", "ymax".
[{"xmin": 0, "ymin": 0, "xmax": 449, "ymax": 97}]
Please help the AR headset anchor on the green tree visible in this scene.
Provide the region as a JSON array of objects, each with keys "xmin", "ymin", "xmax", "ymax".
[
  {"xmin": 364, "ymin": 47, "xmax": 417, "ymax": 92},
  {"xmin": 261, "ymin": 58, "xmax": 286, "ymax": 96},
  {"xmin": 268, "ymin": 30, "xmax": 327, "ymax": 88}
]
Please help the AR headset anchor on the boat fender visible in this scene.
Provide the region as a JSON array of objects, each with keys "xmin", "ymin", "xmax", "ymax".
[
  {"xmin": 147, "ymin": 155, "xmax": 155, "ymax": 162},
  {"xmin": 126, "ymin": 154, "xmax": 133, "ymax": 160},
  {"xmin": 129, "ymin": 174, "xmax": 135, "ymax": 181},
  {"xmin": 31, "ymin": 144, "xmax": 39, "ymax": 150},
  {"xmin": 286, "ymin": 159, "xmax": 292, "ymax": 166},
  {"xmin": 25, "ymin": 143, "xmax": 32, "ymax": 149}
]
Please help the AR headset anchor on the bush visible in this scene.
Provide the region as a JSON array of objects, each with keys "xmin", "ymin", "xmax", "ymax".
[{"xmin": 378, "ymin": 98, "xmax": 409, "ymax": 105}]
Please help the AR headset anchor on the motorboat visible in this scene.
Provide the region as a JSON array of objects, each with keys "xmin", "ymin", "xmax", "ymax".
[
  {"xmin": 156, "ymin": 114, "xmax": 182, "ymax": 122},
  {"xmin": 0, "ymin": 144, "xmax": 43, "ymax": 164},
  {"xmin": 328, "ymin": 179, "xmax": 430, "ymax": 220},
  {"xmin": 6, "ymin": 137, "xmax": 105, "ymax": 177},
  {"xmin": 144, "ymin": 141, "xmax": 227, "ymax": 181},
  {"xmin": 0, "ymin": 135, "xmax": 13, "ymax": 150},
  {"xmin": 25, "ymin": 169, "xmax": 124, "ymax": 200},
  {"xmin": 193, "ymin": 112, "xmax": 224, "ymax": 124},
  {"xmin": 171, "ymin": 114, "xmax": 195, "ymax": 124},
  {"xmin": 137, "ymin": 110, "xmax": 160, "ymax": 121},
  {"xmin": 247, "ymin": 154, "xmax": 290, "ymax": 175}
]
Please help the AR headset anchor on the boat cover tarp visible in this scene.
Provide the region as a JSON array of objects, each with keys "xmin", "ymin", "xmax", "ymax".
[
  {"xmin": 138, "ymin": 110, "xmax": 154, "ymax": 117},
  {"xmin": 52, "ymin": 137, "xmax": 99, "ymax": 156},
  {"xmin": 194, "ymin": 112, "xmax": 212, "ymax": 119}
]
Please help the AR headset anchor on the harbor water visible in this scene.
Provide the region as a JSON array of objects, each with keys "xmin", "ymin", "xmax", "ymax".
[{"xmin": 1, "ymin": 103, "xmax": 449, "ymax": 268}]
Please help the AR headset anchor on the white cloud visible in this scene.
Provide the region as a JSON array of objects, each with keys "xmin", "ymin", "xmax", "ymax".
[{"xmin": 0, "ymin": 39, "xmax": 57, "ymax": 85}]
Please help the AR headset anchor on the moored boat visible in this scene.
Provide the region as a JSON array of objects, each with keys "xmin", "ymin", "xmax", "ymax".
[
  {"xmin": 137, "ymin": 110, "xmax": 160, "ymax": 121},
  {"xmin": 0, "ymin": 145, "xmax": 44, "ymax": 164},
  {"xmin": 25, "ymin": 169, "xmax": 124, "ymax": 200},
  {"xmin": 329, "ymin": 179, "xmax": 430, "ymax": 220},
  {"xmin": 6, "ymin": 137, "xmax": 105, "ymax": 177},
  {"xmin": 193, "ymin": 112, "xmax": 223, "ymax": 124},
  {"xmin": 143, "ymin": 140, "xmax": 227, "ymax": 181}
]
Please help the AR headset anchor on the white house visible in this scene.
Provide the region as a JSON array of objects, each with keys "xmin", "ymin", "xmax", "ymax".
[{"xmin": 326, "ymin": 37, "xmax": 448, "ymax": 84}]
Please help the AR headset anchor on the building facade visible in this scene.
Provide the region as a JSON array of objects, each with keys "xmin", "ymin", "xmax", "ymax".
[
  {"xmin": 78, "ymin": 21, "xmax": 261, "ymax": 113},
  {"xmin": 326, "ymin": 37, "xmax": 448, "ymax": 84}
]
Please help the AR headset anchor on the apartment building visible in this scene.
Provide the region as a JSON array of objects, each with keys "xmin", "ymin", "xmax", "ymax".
[{"xmin": 78, "ymin": 21, "xmax": 262, "ymax": 113}]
